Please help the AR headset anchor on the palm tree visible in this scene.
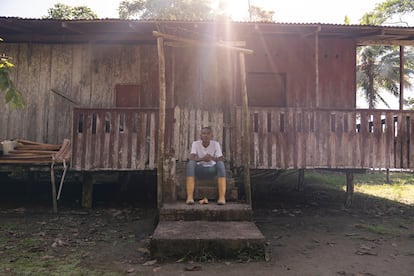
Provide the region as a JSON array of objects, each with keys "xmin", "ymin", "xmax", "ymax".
[{"xmin": 357, "ymin": 45, "xmax": 414, "ymax": 109}]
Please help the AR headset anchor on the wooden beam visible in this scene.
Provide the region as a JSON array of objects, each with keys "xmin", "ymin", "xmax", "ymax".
[
  {"xmin": 239, "ymin": 52, "xmax": 252, "ymax": 206},
  {"xmin": 358, "ymin": 40, "xmax": 414, "ymax": 46},
  {"xmin": 153, "ymin": 31, "xmax": 254, "ymax": 54},
  {"xmin": 156, "ymin": 36, "xmax": 167, "ymax": 209}
]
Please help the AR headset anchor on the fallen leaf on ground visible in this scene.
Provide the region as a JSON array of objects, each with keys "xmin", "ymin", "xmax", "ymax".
[
  {"xmin": 143, "ymin": 259, "xmax": 157, "ymax": 266},
  {"xmin": 184, "ymin": 266, "xmax": 202, "ymax": 271}
]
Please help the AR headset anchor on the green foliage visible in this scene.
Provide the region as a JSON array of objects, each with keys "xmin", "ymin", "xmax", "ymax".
[
  {"xmin": 119, "ymin": 0, "xmax": 215, "ymax": 20},
  {"xmin": 360, "ymin": 0, "xmax": 414, "ymax": 26},
  {"xmin": 357, "ymin": 46, "xmax": 414, "ymax": 109},
  {"xmin": 344, "ymin": 15, "xmax": 351, "ymax": 25},
  {"xmin": 45, "ymin": 3, "xmax": 98, "ymax": 19},
  {"xmin": 0, "ymin": 52, "xmax": 25, "ymax": 110},
  {"xmin": 249, "ymin": 5, "xmax": 275, "ymax": 22},
  {"xmin": 374, "ymin": 0, "xmax": 414, "ymax": 24},
  {"xmin": 357, "ymin": 0, "xmax": 414, "ymax": 109}
]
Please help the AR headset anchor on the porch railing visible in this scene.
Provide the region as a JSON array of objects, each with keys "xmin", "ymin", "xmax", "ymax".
[
  {"xmin": 72, "ymin": 107, "xmax": 414, "ymax": 171},
  {"xmin": 71, "ymin": 108, "xmax": 173, "ymax": 171},
  {"xmin": 234, "ymin": 107, "xmax": 414, "ymax": 169},
  {"xmin": 71, "ymin": 107, "xmax": 228, "ymax": 171}
]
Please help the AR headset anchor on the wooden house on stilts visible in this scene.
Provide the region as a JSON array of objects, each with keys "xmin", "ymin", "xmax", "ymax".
[{"xmin": 1, "ymin": 18, "xmax": 414, "ymax": 258}]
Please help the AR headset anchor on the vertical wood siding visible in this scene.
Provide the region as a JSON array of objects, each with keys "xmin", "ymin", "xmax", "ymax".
[{"xmin": 0, "ymin": 43, "xmax": 158, "ymax": 144}]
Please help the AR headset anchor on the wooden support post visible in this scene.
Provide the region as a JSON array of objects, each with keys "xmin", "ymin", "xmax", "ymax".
[
  {"xmin": 399, "ymin": 46, "xmax": 404, "ymax": 111},
  {"xmin": 50, "ymin": 164, "xmax": 58, "ymax": 213},
  {"xmin": 156, "ymin": 36, "xmax": 167, "ymax": 209},
  {"xmin": 239, "ymin": 52, "xmax": 251, "ymax": 206},
  {"xmin": 386, "ymin": 168, "xmax": 390, "ymax": 183},
  {"xmin": 297, "ymin": 169, "xmax": 305, "ymax": 192},
  {"xmin": 82, "ymin": 173, "xmax": 94, "ymax": 209},
  {"xmin": 345, "ymin": 171, "xmax": 354, "ymax": 208},
  {"xmin": 163, "ymin": 154, "xmax": 176, "ymax": 203}
]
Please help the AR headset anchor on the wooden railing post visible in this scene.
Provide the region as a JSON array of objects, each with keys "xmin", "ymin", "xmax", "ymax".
[
  {"xmin": 239, "ymin": 52, "xmax": 252, "ymax": 206},
  {"xmin": 156, "ymin": 37, "xmax": 166, "ymax": 209}
]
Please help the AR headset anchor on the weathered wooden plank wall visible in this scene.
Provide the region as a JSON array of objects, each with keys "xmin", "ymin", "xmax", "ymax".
[
  {"xmin": 234, "ymin": 107, "xmax": 414, "ymax": 169},
  {"xmin": 172, "ymin": 106, "xmax": 231, "ymax": 162},
  {"xmin": 0, "ymin": 43, "xmax": 159, "ymax": 144},
  {"xmin": 243, "ymin": 36, "xmax": 356, "ymax": 109},
  {"xmin": 71, "ymin": 108, "xmax": 174, "ymax": 170}
]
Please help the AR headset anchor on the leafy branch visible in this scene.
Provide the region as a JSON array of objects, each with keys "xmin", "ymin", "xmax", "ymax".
[{"xmin": 0, "ymin": 39, "xmax": 25, "ymax": 110}]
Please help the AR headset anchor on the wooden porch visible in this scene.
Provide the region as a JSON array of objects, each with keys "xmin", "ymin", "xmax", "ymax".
[{"xmin": 72, "ymin": 106, "xmax": 414, "ymax": 171}]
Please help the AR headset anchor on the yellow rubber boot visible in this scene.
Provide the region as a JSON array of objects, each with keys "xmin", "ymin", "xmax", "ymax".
[
  {"xmin": 217, "ymin": 177, "xmax": 226, "ymax": 205},
  {"xmin": 186, "ymin": 176, "xmax": 195, "ymax": 204}
]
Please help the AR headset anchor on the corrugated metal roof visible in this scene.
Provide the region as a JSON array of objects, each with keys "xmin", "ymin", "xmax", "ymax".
[{"xmin": 0, "ymin": 17, "xmax": 413, "ymax": 45}]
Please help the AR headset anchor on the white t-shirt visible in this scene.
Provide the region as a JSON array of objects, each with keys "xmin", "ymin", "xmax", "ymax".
[{"xmin": 190, "ymin": 140, "xmax": 223, "ymax": 167}]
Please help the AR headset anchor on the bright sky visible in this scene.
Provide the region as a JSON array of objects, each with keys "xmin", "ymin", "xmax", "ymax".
[{"xmin": 0, "ymin": 0, "xmax": 390, "ymax": 24}]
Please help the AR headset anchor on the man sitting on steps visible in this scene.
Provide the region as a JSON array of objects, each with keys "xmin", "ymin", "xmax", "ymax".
[{"xmin": 186, "ymin": 126, "xmax": 226, "ymax": 205}]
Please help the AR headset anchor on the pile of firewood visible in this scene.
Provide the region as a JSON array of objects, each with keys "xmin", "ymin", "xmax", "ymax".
[{"xmin": 0, "ymin": 139, "xmax": 63, "ymax": 164}]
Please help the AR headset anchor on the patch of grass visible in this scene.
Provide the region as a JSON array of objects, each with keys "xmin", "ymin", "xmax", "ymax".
[
  {"xmin": 354, "ymin": 172, "xmax": 414, "ymax": 204},
  {"xmin": 305, "ymin": 170, "xmax": 346, "ymax": 189},
  {"xmin": 356, "ymin": 224, "xmax": 388, "ymax": 235},
  {"xmin": 0, "ymin": 251, "xmax": 119, "ymax": 276},
  {"xmin": 1, "ymin": 222, "xmax": 20, "ymax": 231},
  {"xmin": 305, "ymin": 170, "xmax": 414, "ymax": 205}
]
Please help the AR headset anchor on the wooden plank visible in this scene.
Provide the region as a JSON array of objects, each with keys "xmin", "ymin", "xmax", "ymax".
[
  {"xmin": 395, "ymin": 113, "xmax": 402, "ymax": 168},
  {"xmin": 148, "ymin": 111, "xmax": 157, "ymax": 169},
  {"xmin": 328, "ymin": 112, "xmax": 337, "ymax": 168},
  {"xmin": 286, "ymin": 110, "xmax": 295, "ymax": 168},
  {"xmin": 276, "ymin": 111, "xmax": 286, "ymax": 168},
  {"xmin": 103, "ymin": 112, "xmax": 111, "ymax": 169},
  {"xmin": 173, "ymin": 106, "xmax": 181, "ymax": 161},
  {"xmin": 401, "ymin": 114, "xmax": 409, "ymax": 168},
  {"xmin": 358, "ymin": 111, "xmax": 367, "ymax": 168},
  {"xmin": 374, "ymin": 113, "xmax": 385, "ymax": 168},
  {"xmin": 410, "ymin": 116, "xmax": 414, "ymax": 169},
  {"xmin": 383, "ymin": 114, "xmax": 391, "ymax": 168},
  {"xmin": 130, "ymin": 113, "xmax": 138, "ymax": 169},
  {"xmin": 259, "ymin": 110, "xmax": 266, "ymax": 168},
  {"xmin": 138, "ymin": 112, "xmax": 147, "ymax": 169},
  {"xmin": 125, "ymin": 111, "xmax": 133, "ymax": 169},
  {"xmin": 295, "ymin": 111, "xmax": 305, "ymax": 168},
  {"xmin": 84, "ymin": 113, "xmax": 93, "ymax": 170},
  {"xmin": 94, "ymin": 111, "xmax": 104, "ymax": 169},
  {"xmin": 9, "ymin": 150, "xmax": 58, "ymax": 155},
  {"xmin": 235, "ymin": 108, "xmax": 242, "ymax": 166},
  {"xmin": 270, "ymin": 111, "xmax": 277, "ymax": 168}
]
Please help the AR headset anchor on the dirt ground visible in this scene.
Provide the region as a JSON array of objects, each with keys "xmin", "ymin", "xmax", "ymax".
[{"xmin": 0, "ymin": 175, "xmax": 413, "ymax": 275}]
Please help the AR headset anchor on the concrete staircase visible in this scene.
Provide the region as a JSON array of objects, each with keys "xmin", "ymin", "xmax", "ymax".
[{"xmin": 150, "ymin": 202, "xmax": 266, "ymax": 260}]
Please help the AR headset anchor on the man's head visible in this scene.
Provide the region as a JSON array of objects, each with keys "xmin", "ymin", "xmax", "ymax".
[{"xmin": 200, "ymin": 126, "xmax": 212, "ymax": 143}]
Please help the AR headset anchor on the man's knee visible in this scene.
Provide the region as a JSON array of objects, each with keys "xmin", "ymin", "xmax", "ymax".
[
  {"xmin": 216, "ymin": 161, "xmax": 226, "ymax": 177},
  {"xmin": 186, "ymin": 160, "xmax": 196, "ymax": 177}
]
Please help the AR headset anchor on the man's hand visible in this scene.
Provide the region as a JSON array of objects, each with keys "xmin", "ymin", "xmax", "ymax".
[{"xmin": 200, "ymin": 154, "xmax": 213, "ymax": 162}]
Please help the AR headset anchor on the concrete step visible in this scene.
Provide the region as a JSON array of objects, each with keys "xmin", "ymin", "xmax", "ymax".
[
  {"xmin": 150, "ymin": 221, "xmax": 266, "ymax": 259},
  {"xmin": 160, "ymin": 202, "xmax": 252, "ymax": 221}
]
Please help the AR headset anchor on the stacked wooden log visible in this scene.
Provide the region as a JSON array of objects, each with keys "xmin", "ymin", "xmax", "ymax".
[{"xmin": 0, "ymin": 139, "xmax": 64, "ymax": 164}]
